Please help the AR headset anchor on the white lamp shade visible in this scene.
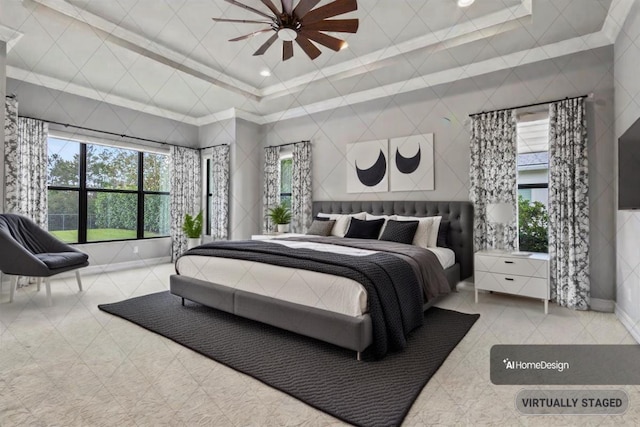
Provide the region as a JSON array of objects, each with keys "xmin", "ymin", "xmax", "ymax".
[{"xmin": 487, "ymin": 202, "xmax": 513, "ymax": 224}]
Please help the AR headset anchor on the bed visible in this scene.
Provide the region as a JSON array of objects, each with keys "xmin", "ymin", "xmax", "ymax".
[{"xmin": 170, "ymin": 200, "xmax": 473, "ymax": 359}]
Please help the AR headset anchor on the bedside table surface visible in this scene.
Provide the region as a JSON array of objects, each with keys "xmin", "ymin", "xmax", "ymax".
[{"xmin": 475, "ymin": 250, "xmax": 549, "ymax": 261}]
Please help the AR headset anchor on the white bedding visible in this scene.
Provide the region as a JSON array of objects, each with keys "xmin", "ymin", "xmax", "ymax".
[{"xmin": 176, "ymin": 243, "xmax": 455, "ymax": 317}]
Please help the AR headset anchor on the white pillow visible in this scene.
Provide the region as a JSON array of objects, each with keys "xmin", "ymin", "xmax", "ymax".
[
  {"xmin": 366, "ymin": 213, "xmax": 390, "ymax": 238},
  {"xmin": 391, "ymin": 215, "xmax": 442, "ymax": 248},
  {"xmin": 317, "ymin": 212, "xmax": 366, "ymax": 237}
]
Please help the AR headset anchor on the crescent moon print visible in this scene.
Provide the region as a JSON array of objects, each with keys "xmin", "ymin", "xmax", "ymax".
[
  {"xmin": 390, "ymin": 134, "xmax": 435, "ymax": 191},
  {"xmin": 395, "ymin": 146, "xmax": 421, "ymax": 174},
  {"xmin": 356, "ymin": 150, "xmax": 387, "ymax": 187}
]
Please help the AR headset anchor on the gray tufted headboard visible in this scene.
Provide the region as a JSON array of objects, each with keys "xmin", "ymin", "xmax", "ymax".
[{"xmin": 312, "ymin": 200, "xmax": 474, "ymax": 280}]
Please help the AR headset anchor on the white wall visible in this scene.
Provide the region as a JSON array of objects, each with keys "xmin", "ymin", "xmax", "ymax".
[
  {"xmin": 232, "ymin": 119, "xmax": 262, "ymax": 239},
  {"xmin": 614, "ymin": 1, "xmax": 640, "ymax": 341},
  {"xmin": 263, "ymin": 47, "xmax": 616, "ymax": 302}
]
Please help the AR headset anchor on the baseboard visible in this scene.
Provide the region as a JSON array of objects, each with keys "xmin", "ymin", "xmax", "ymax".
[
  {"xmin": 56, "ymin": 256, "xmax": 172, "ymax": 278},
  {"xmin": 590, "ymin": 298, "xmax": 615, "ymax": 313},
  {"xmin": 615, "ymin": 304, "xmax": 640, "ymax": 344}
]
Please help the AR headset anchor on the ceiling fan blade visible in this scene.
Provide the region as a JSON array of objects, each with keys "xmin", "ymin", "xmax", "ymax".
[
  {"xmin": 253, "ymin": 33, "xmax": 279, "ymax": 56},
  {"xmin": 295, "ymin": 35, "xmax": 322, "ymax": 60},
  {"xmin": 303, "ymin": 19, "xmax": 359, "ymax": 33},
  {"xmin": 229, "ymin": 28, "xmax": 274, "ymax": 42},
  {"xmin": 293, "ymin": 0, "xmax": 321, "ymax": 18},
  {"xmin": 212, "ymin": 17, "xmax": 273, "ymax": 24},
  {"xmin": 283, "ymin": 40, "xmax": 294, "ymax": 61},
  {"xmin": 260, "ymin": 0, "xmax": 281, "ymax": 16},
  {"xmin": 302, "ymin": 0, "xmax": 357, "ymax": 25},
  {"xmin": 224, "ymin": 0, "xmax": 273, "ymax": 19},
  {"xmin": 300, "ymin": 30, "xmax": 345, "ymax": 51},
  {"xmin": 281, "ymin": 0, "xmax": 294, "ymax": 14}
]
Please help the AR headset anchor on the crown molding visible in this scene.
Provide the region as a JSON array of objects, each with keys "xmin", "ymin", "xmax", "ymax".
[
  {"xmin": 0, "ymin": 24, "xmax": 24, "ymax": 52},
  {"xmin": 257, "ymin": 31, "xmax": 612, "ymax": 124},
  {"xmin": 6, "ymin": 66, "xmax": 200, "ymax": 125},
  {"xmin": 601, "ymin": 0, "xmax": 637, "ymax": 43}
]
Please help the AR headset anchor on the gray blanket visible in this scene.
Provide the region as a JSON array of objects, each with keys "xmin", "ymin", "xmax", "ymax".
[
  {"xmin": 287, "ymin": 236, "xmax": 451, "ymax": 301},
  {"xmin": 181, "ymin": 239, "xmax": 432, "ymax": 359}
]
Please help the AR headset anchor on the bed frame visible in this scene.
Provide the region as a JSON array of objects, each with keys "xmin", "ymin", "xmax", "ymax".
[{"xmin": 170, "ymin": 200, "xmax": 473, "ymax": 359}]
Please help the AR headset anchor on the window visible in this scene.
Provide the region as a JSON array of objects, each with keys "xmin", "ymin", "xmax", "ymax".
[
  {"xmin": 47, "ymin": 137, "xmax": 170, "ymax": 243},
  {"xmin": 517, "ymin": 116, "xmax": 549, "ymax": 253},
  {"xmin": 280, "ymin": 156, "xmax": 292, "ymax": 208}
]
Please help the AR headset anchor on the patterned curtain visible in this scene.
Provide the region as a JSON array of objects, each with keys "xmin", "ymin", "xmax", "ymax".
[
  {"xmin": 263, "ymin": 145, "xmax": 280, "ymax": 233},
  {"xmin": 548, "ymin": 98, "xmax": 589, "ymax": 310},
  {"xmin": 170, "ymin": 146, "xmax": 201, "ymax": 261},
  {"xmin": 469, "ymin": 110, "xmax": 518, "ymax": 251},
  {"xmin": 4, "ymin": 97, "xmax": 18, "ymax": 213},
  {"xmin": 210, "ymin": 145, "xmax": 230, "ymax": 240},
  {"xmin": 291, "ymin": 141, "xmax": 312, "ymax": 233},
  {"xmin": 5, "ymin": 109, "xmax": 49, "ymax": 228}
]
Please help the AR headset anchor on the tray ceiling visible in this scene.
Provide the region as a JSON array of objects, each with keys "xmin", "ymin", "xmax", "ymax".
[{"xmin": 1, "ymin": 0, "xmax": 623, "ymax": 125}]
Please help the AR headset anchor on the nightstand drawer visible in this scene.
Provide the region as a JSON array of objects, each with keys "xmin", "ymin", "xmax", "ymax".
[
  {"xmin": 475, "ymin": 271, "xmax": 549, "ymax": 299},
  {"xmin": 475, "ymin": 254, "xmax": 547, "ymax": 279}
]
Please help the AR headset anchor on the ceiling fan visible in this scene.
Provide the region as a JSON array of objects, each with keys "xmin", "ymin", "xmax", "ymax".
[{"xmin": 212, "ymin": 0, "xmax": 359, "ymax": 61}]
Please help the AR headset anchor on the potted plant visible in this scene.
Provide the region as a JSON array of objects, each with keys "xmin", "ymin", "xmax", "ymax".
[
  {"xmin": 183, "ymin": 211, "xmax": 203, "ymax": 249},
  {"xmin": 268, "ymin": 203, "xmax": 292, "ymax": 233}
]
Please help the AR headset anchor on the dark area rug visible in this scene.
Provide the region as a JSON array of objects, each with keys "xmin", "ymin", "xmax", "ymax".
[{"xmin": 99, "ymin": 291, "xmax": 479, "ymax": 427}]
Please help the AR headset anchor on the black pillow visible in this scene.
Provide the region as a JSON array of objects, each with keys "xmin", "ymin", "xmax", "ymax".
[
  {"xmin": 315, "ymin": 216, "xmax": 331, "ymax": 221},
  {"xmin": 344, "ymin": 218, "xmax": 385, "ymax": 240},
  {"xmin": 379, "ymin": 220, "xmax": 419, "ymax": 245},
  {"xmin": 437, "ymin": 220, "xmax": 450, "ymax": 247},
  {"xmin": 307, "ymin": 220, "xmax": 335, "ymax": 236}
]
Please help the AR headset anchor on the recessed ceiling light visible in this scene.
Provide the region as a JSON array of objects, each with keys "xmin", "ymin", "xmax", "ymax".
[
  {"xmin": 260, "ymin": 69, "xmax": 271, "ymax": 77},
  {"xmin": 457, "ymin": 0, "xmax": 475, "ymax": 7}
]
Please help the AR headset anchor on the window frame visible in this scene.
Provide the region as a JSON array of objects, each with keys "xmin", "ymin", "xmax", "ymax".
[{"xmin": 47, "ymin": 138, "xmax": 170, "ymax": 244}]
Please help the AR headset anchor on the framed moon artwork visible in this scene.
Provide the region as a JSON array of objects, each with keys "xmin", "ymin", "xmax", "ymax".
[
  {"xmin": 346, "ymin": 140, "xmax": 389, "ymax": 193},
  {"xmin": 389, "ymin": 134, "xmax": 434, "ymax": 191}
]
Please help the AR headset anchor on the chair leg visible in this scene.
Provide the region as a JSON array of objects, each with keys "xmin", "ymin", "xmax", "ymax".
[
  {"xmin": 37, "ymin": 277, "xmax": 42, "ymax": 292},
  {"xmin": 9, "ymin": 276, "xmax": 18, "ymax": 303},
  {"xmin": 75, "ymin": 270, "xmax": 83, "ymax": 292},
  {"xmin": 45, "ymin": 278, "xmax": 52, "ymax": 307}
]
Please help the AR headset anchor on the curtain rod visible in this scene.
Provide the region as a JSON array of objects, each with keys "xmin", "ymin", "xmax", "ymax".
[
  {"xmin": 468, "ymin": 94, "xmax": 589, "ymax": 118},
  {"xmin": 18, "ymin": 115, "xmax": 189, "ymax": 149},
  {"xmin": 265, "ymin": 140, "xmax": 310, "ymax": 149},
  {"xmin": 199, "ymin": 143, "xmax": 230, "ymax": 150}
]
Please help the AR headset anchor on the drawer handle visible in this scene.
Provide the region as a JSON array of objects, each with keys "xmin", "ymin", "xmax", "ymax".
[
  {"xmin": 504, "ymin": 261, "xmax": 514, "ymax": 264},
  {"xmin": 505, "ymin": 277, "xmax": 514, "ymax": 281}
]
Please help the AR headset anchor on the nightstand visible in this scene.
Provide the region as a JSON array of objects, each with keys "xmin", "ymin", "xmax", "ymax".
[{"xmin": 474, "ymin": 250, "xmax": 550, "ymax": 314}]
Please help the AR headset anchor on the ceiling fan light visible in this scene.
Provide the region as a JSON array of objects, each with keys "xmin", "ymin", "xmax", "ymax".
[
  {"xmin": 277, "ymin": 28, "xmax": 298, "ymax": 41},
  {"xmin": 457, "ymin": 0, "xmax": 475, "ymax": 7},
  {"xmin": 340, "ymin": 41, "xmax": 349, "ymax": 50},
  {"xmin": 260, "ymin": 69, "xmax": 272, "ymax": 77}
]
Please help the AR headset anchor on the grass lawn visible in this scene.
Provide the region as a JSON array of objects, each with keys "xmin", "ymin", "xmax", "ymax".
[{"xmin": 51, "ymin": 229, "xmax": 162, "ymax": 243}]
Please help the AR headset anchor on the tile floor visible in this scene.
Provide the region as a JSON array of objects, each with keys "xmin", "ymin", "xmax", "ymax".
[{"xmin": 1, "ymin": 264, "xmax": 639, "ymax": 426}]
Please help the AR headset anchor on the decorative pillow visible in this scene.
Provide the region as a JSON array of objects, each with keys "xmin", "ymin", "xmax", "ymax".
[
  {"xmin": 437, "ymin": 220, "xmax": 450, "ymax": 247},
  {"xmin": 379, "ymin": 220, "xmax": 419, "ymax": 245},
  {"xmin": 391, "ymin": 215, "xmax": 442, "ymax": 248},
  {"xmin": 344, "ymin": 218, "xmax": 385, "ymax": 240},
  {"xmin": 365, "ymin": 213, "xmax": 390, "ymax": 237},
  {"xmin": 307, "ymin": 220, "xmax": 336, "ymax": 236},
  {"xmin": 317, "ymin": 212, "xmax": 366, "ymax": 237}
]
